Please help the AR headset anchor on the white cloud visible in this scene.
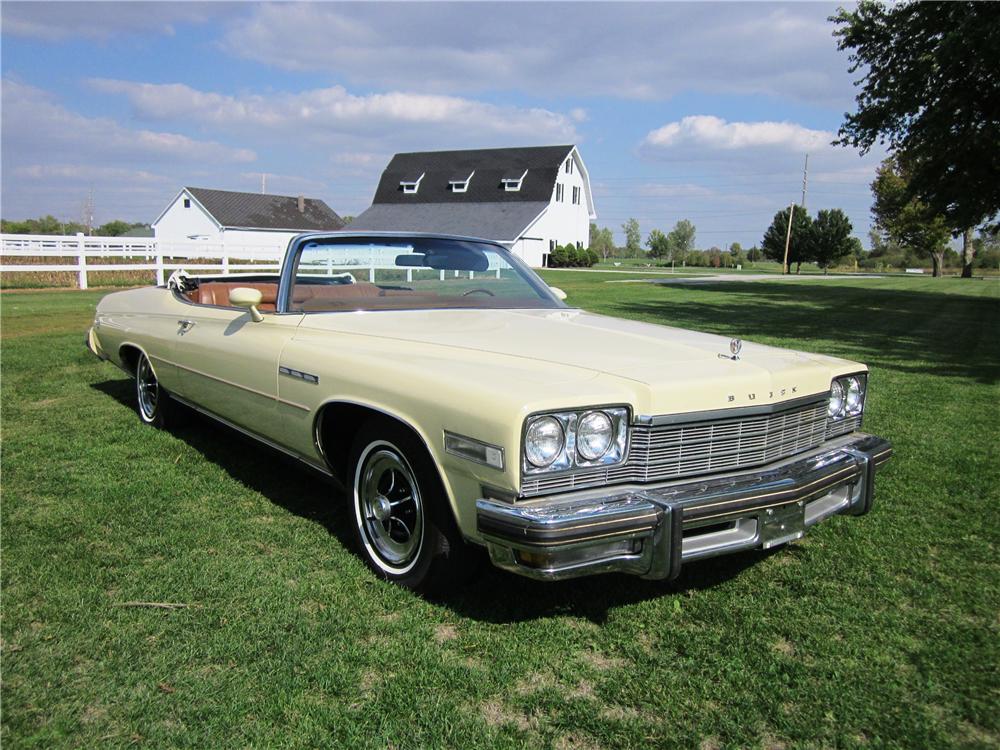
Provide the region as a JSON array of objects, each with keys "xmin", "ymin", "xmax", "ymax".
[
  {"xmin": 644, "ymin": 116, "xmax": 832, "ymax": 152},
  {"xmin": 2, "ymin": 80, "xmax": 255, "ymax": 165},
  {"xmin": 0, "ymin": 80, "xmax": 257, "ymax": 222},
  {"xmin": 14, "ymin": 164, "xmax": 167, "ymax": 183},
  {"xmin": 0, "ymin": 2, "xmax": 231, "ymax": 41},
  {"xmin": 218, "ymin": 2, "xmax": 854, "ymax": 105},
  {"xmin": 88, "ymin": 78, "xmax": 580, "ymax": 143}
]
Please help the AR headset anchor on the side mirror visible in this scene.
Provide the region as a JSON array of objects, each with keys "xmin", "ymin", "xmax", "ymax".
[
  {"xmin": 549, "ymin": 286, "xmax": 568, "ymax": 301},
  {"xmin": 229, "ymin": 287, "xmax": 264, "ymax": 323}
]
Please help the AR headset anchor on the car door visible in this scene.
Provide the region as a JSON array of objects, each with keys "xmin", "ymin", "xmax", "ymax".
[{"xmin": 171, "ymin": 302, "xmax": 303, "ymax": 436}]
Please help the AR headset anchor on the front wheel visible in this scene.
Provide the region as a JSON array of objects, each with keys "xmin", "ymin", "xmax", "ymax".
[
  {"xmin": 134, "ymin": 352, "xmax": 176, "ymax": 428},
  {"xmin": 349, "ymin": 420, "xmax": 478, "ymax": 593}
]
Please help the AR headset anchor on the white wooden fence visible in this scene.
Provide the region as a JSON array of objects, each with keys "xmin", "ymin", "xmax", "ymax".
[
  {"xmin": 1, "ymin": 233, "xmax": 506, "ymax": 289},
  {"xmin": 0, "ymin": 233, "xmax": 285, "ymax": 289}
]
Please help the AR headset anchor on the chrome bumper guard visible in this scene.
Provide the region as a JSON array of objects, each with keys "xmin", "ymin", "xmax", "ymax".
[{"xmin": 476, "ymin": 433, "xmax": 892, "ymax": 581}]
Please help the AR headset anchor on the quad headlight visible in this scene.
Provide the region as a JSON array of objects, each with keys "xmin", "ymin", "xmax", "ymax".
[
  {"xmin": 828, "ymin": 373, "xmax": 867, "ymax": 421},
  {"xmin": 524, "ymin": 416, "xmax": 564, "ymax": 468},
  {"xmin": 522, "ymin": 406, "xmax": 629, "ymax": 474}
]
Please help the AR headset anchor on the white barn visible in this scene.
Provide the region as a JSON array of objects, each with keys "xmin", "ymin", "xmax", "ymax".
[
  {"xmin": 153, "ymin": 187, "xmax": 344, "ymax": 254},
  {"xmin": 348, "ymin": 145, "xmax": 596, "ymax": 267}
]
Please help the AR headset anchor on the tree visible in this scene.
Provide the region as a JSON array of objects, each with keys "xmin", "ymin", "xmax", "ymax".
[
  {"xmin": 871, "ymin": 156, "xmax": 951, "ymax": 276},
  {"xmin": 974, "ymin": 227, "xmax": 1000, "ymax": 270},
  {"xmin": 810, "ymin": 209, "xmax": 855, "ymax": 271},
  {"xmin": 589, "ymin": 223, "xmax": 616, "ymax": 260},
  {"xmin": 728, "ymin": 242, "xmax": 746, "ymax": 267},
  {"xmin": 666, "ymin": 219, "xmax": 696, "ymax": 258},
  {"xmin": 1, "ymin": 215, "xmax": 85, "ymax": 235},
  {"xmin": 622, "ymin": 218, "xmax": 642, "ymax": 257},
  {"xmin": 646, "ymin": 228, "xmax": 669, "ymax": 259},
  {"xmin": 95, "ymin": 220, "xmax": 132, "ymax": 237},
  {"xmin": 832, "ymin": 2, "xmax": 1000, "ymax": 276},
  {"xmin": 761, "ymin": 205, "xmax": 813, "ymax": 273}
]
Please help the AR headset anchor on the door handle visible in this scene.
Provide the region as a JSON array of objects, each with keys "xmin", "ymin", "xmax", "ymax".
[{"xmin": 177, "ymin": 319, "xmax": 195, "ymax": 334}]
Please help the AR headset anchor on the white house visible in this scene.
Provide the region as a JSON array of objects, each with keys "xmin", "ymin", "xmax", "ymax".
[
  {"xmin": 348, "ymin": 145, "xmax": 596, "ymax": 267},
  {"xmin": 152, "ymin": 187, "xmax": 344, "ymax": 255}
]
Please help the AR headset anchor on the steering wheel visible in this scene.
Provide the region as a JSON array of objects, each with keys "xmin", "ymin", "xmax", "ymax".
[{"xmin": 461, "ymin": 288, "xmax": 495, "ymax": 297}]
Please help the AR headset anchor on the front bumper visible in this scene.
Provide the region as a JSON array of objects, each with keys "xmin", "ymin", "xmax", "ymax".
[{"xmin": 476, "ymin": 432, "xmax": 892, "ymax": 581}]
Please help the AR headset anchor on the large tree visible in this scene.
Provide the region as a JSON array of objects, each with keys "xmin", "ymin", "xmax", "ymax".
[
  {"xmin": 646, "ymin": 228, "xmax": 669, "ymax": 259},
  {"xmin": 871, "ymin": 156, "xmax": 951, "ymax": 276},
  {"xmin": 810, "ymin": 209, "xmax": 855, "ymax": 271},
  {"xmin": 621, "ymin": 218, "xmax": 642, "ymax": 257},
  {"xmin": 762, "ymin": 205, "xmax": 813, "ymax": 273},
  {"xmin": 832, "ymin": 1, "xmax": 1000, "ymax": 276},
  {"xmin": 589, "ymin": 223, "xmax": 616, "ymax": 260},
  {"xmin": 666, "ymin": 219, "xmax": 697, "ymax": 258}
]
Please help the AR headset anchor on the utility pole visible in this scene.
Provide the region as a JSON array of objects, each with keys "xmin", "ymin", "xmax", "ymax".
[
  {"xmin": 782, "ymin": 202, "xmax": 795, "ymax": 275},
  {"xmin": 800, "ymin": 153, "xmax": 809, "ymax": 209},
  {"xmin": 82, "ymin": 188, "xmax": 95, "ymax": 236}
]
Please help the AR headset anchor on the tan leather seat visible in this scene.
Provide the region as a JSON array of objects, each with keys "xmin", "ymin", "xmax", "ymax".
[
  {"xmin": 194, "ymin": 282, "xmax": 279, "ymax": 311},
  {"xmin": 290, "ymin": 282, "xmax": 384, "ymax": 310}
]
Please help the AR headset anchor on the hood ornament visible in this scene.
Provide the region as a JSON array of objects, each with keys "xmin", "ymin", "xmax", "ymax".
[{"xmin": 719, "ymin": 338, "xmax": 742, "ymax": 361}]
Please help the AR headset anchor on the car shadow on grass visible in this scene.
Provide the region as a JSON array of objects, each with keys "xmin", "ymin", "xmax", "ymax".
[{"xmin": 90, "ymin": 377, "xmax": 772, "ymax": 623}]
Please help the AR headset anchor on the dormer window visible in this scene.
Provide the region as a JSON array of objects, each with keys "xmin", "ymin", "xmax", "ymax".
[
  {"xmin": 502, "ymin": 170, "xmax": 528, "ymax": 192},
  {"xmin": 448, "ymin": 171, "xmax": 475, "ymax": 193},
  {"xmin": 399, "ymin": 173, "xmax": 425, "ymax": 194}
]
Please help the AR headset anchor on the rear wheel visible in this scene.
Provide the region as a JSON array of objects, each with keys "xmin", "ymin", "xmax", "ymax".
[
  {"xmin": 349, "ymin": 419, "xmax": 477, "ymax": 593},
  {"xmin": 134, "ymin": 353, "xmax": 175, "ymax": 428}
]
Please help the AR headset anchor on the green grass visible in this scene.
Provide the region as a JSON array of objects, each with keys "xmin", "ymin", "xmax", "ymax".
[{"xmin": 2, "ymin": 275, "xmax": 999, "ymax": 749}]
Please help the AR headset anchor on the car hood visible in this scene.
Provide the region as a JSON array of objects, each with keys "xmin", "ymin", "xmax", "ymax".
[{"xmin": 298, "ymin": 308, "xmax": 859, "ymax": 415}]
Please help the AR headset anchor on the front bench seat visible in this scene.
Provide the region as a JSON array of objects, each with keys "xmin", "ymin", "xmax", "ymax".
[{"xmin": 195, "ymin": 282, "xmax": 279, "ymax": 311}]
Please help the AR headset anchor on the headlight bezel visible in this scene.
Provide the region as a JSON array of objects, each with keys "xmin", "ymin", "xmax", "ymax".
[
  {"xmin": 827, "ymin": 372, "xmax": 867, "ymax": 422},
  {"xmin": 524, "ymin": 415, "xmax": 565, "ymax": 468},
  {"xmin": 521, "ymin": 405, "xmax": 630, "ymax": 476}
]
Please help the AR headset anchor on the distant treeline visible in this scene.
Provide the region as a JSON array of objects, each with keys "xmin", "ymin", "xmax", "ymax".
[{"xmin": 1, "ymin": 215, "xmax": 150, "ymax": 237}]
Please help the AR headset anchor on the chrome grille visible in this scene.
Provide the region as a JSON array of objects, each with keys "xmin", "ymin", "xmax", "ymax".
[{"xmin": 521, "ymin": 399, "xmax": 831, "ymax": 497}]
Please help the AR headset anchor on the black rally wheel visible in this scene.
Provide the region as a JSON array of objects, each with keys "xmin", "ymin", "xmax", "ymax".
[{"xmin": 349, "ymin": 418, "xmax": 477, "ymax": 592}]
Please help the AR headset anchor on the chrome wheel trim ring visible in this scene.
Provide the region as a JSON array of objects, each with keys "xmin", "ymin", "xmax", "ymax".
[
  {"xmin": 353, "ymin": 441, "xmax": 425, "ymax": 575},
  {"xmin": 136, "ymin": 355, "xmax": 159, "ymax": 422}
]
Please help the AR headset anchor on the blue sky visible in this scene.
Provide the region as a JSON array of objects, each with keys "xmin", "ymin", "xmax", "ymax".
[{"xmin": 1, "ymin": 1, "xmax": 885, "ymax": 248}]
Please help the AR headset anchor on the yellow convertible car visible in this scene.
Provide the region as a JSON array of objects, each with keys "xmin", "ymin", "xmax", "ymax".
[{"xmin": 87, "ymin": 233, "xmax": 891, "ymax": 591}]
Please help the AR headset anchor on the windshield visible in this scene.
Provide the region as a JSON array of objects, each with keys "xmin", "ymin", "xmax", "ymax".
[{"xmin": 286, "ymin": 236, "xmax": 563, "ymax": 313}]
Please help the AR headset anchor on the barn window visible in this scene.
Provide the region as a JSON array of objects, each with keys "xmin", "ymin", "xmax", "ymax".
[
  {"xmin": 183, "ymin": 198, "xmax": 191, "ymax": 208},
  {"xmin": 572, "ymin": 186, "xmax": 581, "ymax": 205},
  {"xmin": 555, "ymin": 183, "xmax": 564, "ymax": 202},
  {"xmin": 399, "ymin": 173, "xmax": 425, "ymax": 194},
  {"xmin": 448, "ymin": 171, "xmax": 475, "ymax": 193},
  {"xmin": 565, "ymin": 158, "xmax": 573, "ymax": 174},
  {"xmin": 502, "ymin": 170, "xmax": 528, "ymax": 192}
]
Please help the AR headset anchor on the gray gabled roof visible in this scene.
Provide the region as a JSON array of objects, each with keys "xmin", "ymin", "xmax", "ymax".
[
  {"xmin": 185, "ymin": 187, "xmax": 344, "ymax": 231},
  {"xmin": 347, "ymin": 201, "xmax": 549, "ymax": 242},
  {"xmin": 371, "ymin": 145, "xmax": 574, "ymax": 205}
]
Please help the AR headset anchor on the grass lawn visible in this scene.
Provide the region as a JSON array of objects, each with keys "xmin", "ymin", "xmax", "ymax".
[{"xmin": 2, "ymin": 275, "xmax": 998, "ymax": 749}]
